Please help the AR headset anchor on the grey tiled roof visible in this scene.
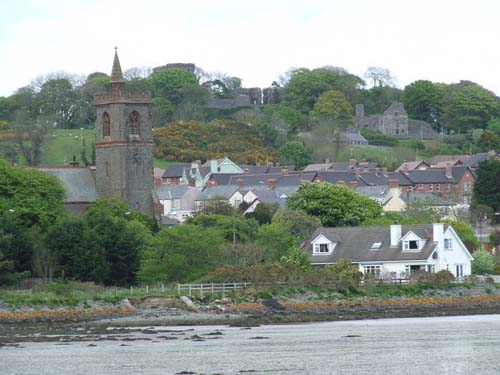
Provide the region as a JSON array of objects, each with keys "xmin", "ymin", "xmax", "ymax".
[
  {"xmin": 38, "ymin": 167, "xmax": 98, "ymax": 202},
  {"xmin": 386, "ymin": 172, "xmax": 414, "ymax": 185},
  {"xmin": 155, "ymin": 184, "xmax": 191, "ymax": 200},
  {"xmin": 343, "ymin": 132, "xmax": 368, "ymax": 143},
  {"xmin": 403, "ymin": 193, "xmax": 454, "ymax": 206},
  {"xmin": 303, "ymin": 163, "xmax": 333, "ymax": 172},
  {"xmin": 202, "ymin": 185, "xmax": 239, "ymax": 199},
  {"xmin": 239, "ymin": 165, "xmax": 271, "ymax": 174},
  {"xmin": 403, "ymin": 169, "xmax": 453, "ymax": 183},
  {"xmin": 162, "ymin": 163, "xmax": 191, "ymax": 178},
  {"xmin": 267, "ymin": 166, "xmax": 296, "ymax": 174},
  {"xmin": 358, "ymin": 172, "xmax": 389, "ymax": 186},
  {"xmin": 209, "ymin": 173, "xmax": 241, "ymax": 185},
  {"xmin": 317, "ymin": 171, "xmax": 366, "ymax": 185},
  {"xmin": 305, "ymin": 225, "xmax": 445, "ymax": 264}
]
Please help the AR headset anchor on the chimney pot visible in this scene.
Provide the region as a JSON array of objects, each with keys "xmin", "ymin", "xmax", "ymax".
[
  {"xmin": 337, "ymin": 180, "xmax": 345, "ymax": 185},
  {"xmin": 267, "ymin": 178, "xmax": 277, "ymax": 189},
  {"xmin": 388, "ymin": 179, "xmax": 399, "ymax": 189},
  {"xmin": 236, "ymin": 178, "xmax": 244, "ymax": 188},
  {"xmin": 349, "ymin": 180, "xmax": 358, "ymax": 189},
  {"xmin": 282, "ymin": 168, "xmax": 289, "ymax": 176}
]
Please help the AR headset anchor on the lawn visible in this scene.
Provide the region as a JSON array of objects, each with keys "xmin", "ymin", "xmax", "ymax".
[{"xmin": 38, "ymin": 129, "xmax": 171, "ymax": 168}]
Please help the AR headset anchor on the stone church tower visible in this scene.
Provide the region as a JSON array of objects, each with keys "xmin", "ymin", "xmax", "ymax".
[{"xmin": 94, "ymin": 49, "xmax": 154, "ymax": 215}]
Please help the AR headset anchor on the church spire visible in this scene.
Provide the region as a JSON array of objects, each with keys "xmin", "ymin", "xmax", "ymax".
[{"xmin": 110, "ymin": 47, "xmax": 124, "ymax": 83}]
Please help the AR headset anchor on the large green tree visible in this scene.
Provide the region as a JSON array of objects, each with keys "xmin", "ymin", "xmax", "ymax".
[
  {"xmin": 150, "ymin": 68, "xmax": 201, "ymax": 106},
  {"xmin": 309, "ymin": 89, "xmax": 353, "ymax": 126},
  {"xmin": 472, "ymin": 159, "xmax": 500, "ymax": 216},
  {"xmin": 401, "ymin": 80, "xmax": 446, "ymax": 130},
  {"xmin": 279, "ymin": 141, "xmax": 311, "ymax": 170},
  {"xmin": 0, "ymin": 159, "xmax": 66, "ymax": 228},
  {"xmin": 441, "ymin": 82, "xmax": 500, "ymax": 133},
  {"xmin": 286, "ymin": 182, "xmax": 382, "ymax": 227},
  {"xmin": 138, "ymin": 224, "xmax": 226, "ymax": 283}
]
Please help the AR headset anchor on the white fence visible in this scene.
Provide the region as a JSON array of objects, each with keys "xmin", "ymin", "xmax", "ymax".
[{"xmin": 177, "ymin": 282, "xmax": 250, "ymax": 297}]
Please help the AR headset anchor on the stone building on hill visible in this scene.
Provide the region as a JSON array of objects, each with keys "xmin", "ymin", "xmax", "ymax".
[{"xmin": 355, "ymin": 102, "xmax": 439, "ymax": 140}]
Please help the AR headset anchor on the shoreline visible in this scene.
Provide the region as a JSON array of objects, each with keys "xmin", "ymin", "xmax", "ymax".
[{"xmin": 2, "ymin": 295, "xmax": 500, "ymax": 343}]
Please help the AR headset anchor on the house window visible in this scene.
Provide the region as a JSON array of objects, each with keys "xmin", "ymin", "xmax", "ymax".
[
  {"xmin": 429, "ymin": 184, "xmax": 433, "ymax": 191},
  {"xmin": 436, "ymin": 184, "xmax": 441, "ymax": 192},
  {"xmin": 172, "ymin": 199, "xmax": 180, "ymax": 209},
  {"xmin": 165, "ymin": 178, "xmax": 171, "ymax": 184},
  {"xmin": 426, "ymin": 265, "xmax": 436, "ymax": 273},
  {"xmin": 363, "ymin": 265, "xmax": 381, "ymax": 276},
  {"xmin": 314, "ymin": 243, "xmax": 330, "ymax": 254},
  {"xmin": 444, "ymin": 238, "xmax": 452, "ymax": 250},
  {"xmin": 102, "ymin": 112, "xmax": 110, "ymax": 138},
  {"xmin": 418, "ymin": 184, "xmax": 423, "ymax": 189},
  {"xmin": 456, "ymin": 264, "xmax": 463, "ymax": 278},
  {"xmin": 447, "ymin": 184, "xmax": 451, "ymax": 192},
  {"xmin": 408, "ymin": 186, "xmax": 413, "ymax": 192},
  {"xmin": 403, "ymin": 240, "xmax": 419, "ymax": 250},
  {"xmin": 371, "ymin": 242, "xmax": 383, "ymax": 250}
]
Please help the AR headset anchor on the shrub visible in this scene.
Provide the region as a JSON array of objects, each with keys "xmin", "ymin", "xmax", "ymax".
[{"xmin": 472, "ymin": 249, "xmax": 495, "ymax": 275}]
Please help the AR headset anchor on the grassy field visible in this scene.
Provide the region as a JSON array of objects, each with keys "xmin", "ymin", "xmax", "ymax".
[{"xmin": 34, "ymin": 129, "xmax": 171, "ymax": 169}]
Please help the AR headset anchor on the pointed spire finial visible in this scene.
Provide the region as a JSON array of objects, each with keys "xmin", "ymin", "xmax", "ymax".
[{"xmin": 110, "ymin": 47, "xmax": 124, "ymax": 83}]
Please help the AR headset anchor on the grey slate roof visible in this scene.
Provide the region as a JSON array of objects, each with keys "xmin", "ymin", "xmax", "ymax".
[
  {"xmin": 317, "ymin": 171, "xmax": 367, "ymax": 185},
  {"xmin": 39, "ymin": 167, "xmax": 98, "ymax": 202},
  {"xmin": 155, "ymin": 184, "xmax": 191, "ymax": 200},
  {"xmin": 202, "ymin": 185, "xmax": 239, "ymax": 199},
  {"xmin": 403, "ymin": 169, "xmax": 453, "ymax": 183},
  {"xmin": 162, "ymin": 163, "xmax": 191, "ymax": 178},
  {"xmin": 303, "ymin": 163, "xmax": 333, "ymax": 172},
  {"xmin": 386, "ymin": 172, "xmax": 414, "ymax": 185},
  {"xmin": 343, "ymin": 132, "xmax": 368, "ymax": 143},
  {"xmin": 305, "ymin": 225, "xmax": 445, "ymax": 264},
  {"xmin": 209, "ymin": 173, "xmax": 241, "ymax": 185},
  {"xmin": 358, "ymin": 172, "xmax": 389, "ymax": 186},
  {"xmin": 239, "ymin": 165, "xmax": 271, "ymax": 174}
]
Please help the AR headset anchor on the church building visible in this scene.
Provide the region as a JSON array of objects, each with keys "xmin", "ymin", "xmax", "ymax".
[{"xmin": 39, "ymin": 49, "xmax": 155, "ymax": 216}]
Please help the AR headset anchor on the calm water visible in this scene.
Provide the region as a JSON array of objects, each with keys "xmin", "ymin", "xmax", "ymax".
[{"xmin": 3, "ymin": 315, "xmax": 500, "ymax": 375}]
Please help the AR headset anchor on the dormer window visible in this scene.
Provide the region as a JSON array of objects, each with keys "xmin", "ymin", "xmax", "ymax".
[
  {"xmin": 314, "ymin": 243, "xmax": 330, "ymax": 253},
  {"xmin": 404, "ymin": 240, "xmax": 419, "ymax": 250},
  {"xmin": 371, "ymin": 242, "xmax": 383, "ymax": 250}
]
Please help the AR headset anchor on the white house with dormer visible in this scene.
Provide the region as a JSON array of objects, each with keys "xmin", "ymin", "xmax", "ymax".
[{"xmin": 305, "ymin": 223, "xmax": 473, "ymax": 278}]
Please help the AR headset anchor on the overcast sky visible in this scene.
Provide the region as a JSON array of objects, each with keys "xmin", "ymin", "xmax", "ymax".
[{"xmin": 1, "ymin": 0, "xmax": 499, "ymax": 97}]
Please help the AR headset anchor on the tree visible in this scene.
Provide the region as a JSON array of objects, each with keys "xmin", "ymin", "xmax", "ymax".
[
  {"xmin": 187, "ymin": 214, "xmax": 259, "ymax": 243},
  {"xmin": 255, "ymin": 221, "xmax": 299, "ymax": 261},
  {"xmin": 150, "ymin": 68, "xmax": 200, "ymax": 106},
  {"xmin": 441, "ymin": 82, "xmax": 500, "ymax": 133},
  {"xmin": 45, "ymin": 217, "xmax": 108, "ymax": 282},
  {"xmin": 472, "ymin": 249, "xmax": 494, "ymax": 275},
  {"xmin": 363, "ymin": 67, "xmax": 395, "ymax": 88},
  {"xmin": 477, "ymin": 129, "xmax": 500, "ymax": 151},
  {"xmin": 272, "ymin": 208, "xmax": 321, "ymax": 240},
  {"xmin": 309, "ymin": 89, "xmax": 353, "ymax": 126},
  {"xmin": 279, "ymin": 141, "xmax": 311, "ymax": 170},
  {"xmin": 138, "ymin": 224, "xmax": 226, "ymax": 283},
  {"xmin": 280, "ymin": 246, "xmax": 311, "ymax": 271},
  {"xmin": 487, "ymin": 117, "xmax": 500, "ymax": 138},
  {"xmin": 245, "ymin": 203, "xmax": 279, "ymax": 225},
  {"xmin": 441, "ymin": 220, "xmax": 481, "ymax": 252},
  {"xmin": 286, "ymin": 182, "xmax": 382, "ymax": 227},
  {"xmin": 0, "ymin": 159, "xmax": 66, "ymax": 228},
  {"xmin": 284, "ymin": 68, "xmax": 363, "ymax": 113},
  {"xmin": 359, "ymin": 85, "xmax": 403, "ymax": 115},
  {"xmin": 472, "ymin": 159, "xmax": 500, "ymax": 216},
  {"xmin": 401, "ymin": 80, "xmax": 446, "ymax": 130},
  {"xmin": 35, "ymin": 78, "xmax": 79, "ymax": 128}
]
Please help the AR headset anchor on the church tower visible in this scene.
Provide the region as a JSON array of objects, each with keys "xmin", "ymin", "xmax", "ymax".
[{"xmin": 94, "ymin": 48, "xmax": 154, "ymax": 215}]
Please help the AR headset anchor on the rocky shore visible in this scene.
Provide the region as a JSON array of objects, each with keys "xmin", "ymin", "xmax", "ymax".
[{"xmin": 2, "ymin": 283, "xmax": 500, "ymax": 344}]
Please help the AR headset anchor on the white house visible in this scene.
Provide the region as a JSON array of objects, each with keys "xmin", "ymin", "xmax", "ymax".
[
  {"xmin": 305, "ymin": 223, "xmax": 473, "ymax": 278},
  {"xmin": 154, "ymin": 184, "xmax": 204, "ymax": 223}
]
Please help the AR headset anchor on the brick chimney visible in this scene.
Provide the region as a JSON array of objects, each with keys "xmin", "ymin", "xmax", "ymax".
[
  {"xmin": 445, "ymin": 163, "xmax": 452, "ymax": 179},
  {"xmin": 354, "ymin": 168, "xmax": 361, "ymax": 176},
  {"xmin": 348, "ymin": 158, "xmax": 357, "ymax": 168},
  {"xmin": 349, "ymin": 180, "xmax": 358, "ymax": 189},
  {"xmin": 281, "ymin": 168, "xmax": 289, "ymax": 176},
  {"xmin": 236, "ymin": 178, "xmax": 244, "ymax": 188},
  {"xmin": 388, "ymin": 179, "xmax": 399, "ymax": 189},
  {"xmin": 375, "ymin": 167, "xmax": 381, "ymax": 176},
  {"xmin": 267, "ymin": 178, "xmax": 277, "ymax": 189},
  {"xmin": 244, "ymin": 168, "xmax": 249, "ymax": 175},
  {"xmin": 383, "ymin": 167, "xmax": 388, "ymax": 174}
]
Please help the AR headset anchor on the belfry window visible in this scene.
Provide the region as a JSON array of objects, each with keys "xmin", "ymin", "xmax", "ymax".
[
  {"xmin": 128, "ymin": 111, "xmax": 140, "ymax": 136},
  {"xmin": 103, "ymin": 112, "xmax": 110, "ymax": 137}
]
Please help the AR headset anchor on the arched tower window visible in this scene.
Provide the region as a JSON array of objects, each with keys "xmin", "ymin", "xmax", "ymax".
[
  {"xmin": 128, "ymin": 111, "xmax": 140, "ymax": 136},
  {"xmin": 103, "ymin": 112, "xmax": 111, "ymax": 137},
  {"xmin": 105, "ymin": 161, "xmax": 110, "ymax": 177}
]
